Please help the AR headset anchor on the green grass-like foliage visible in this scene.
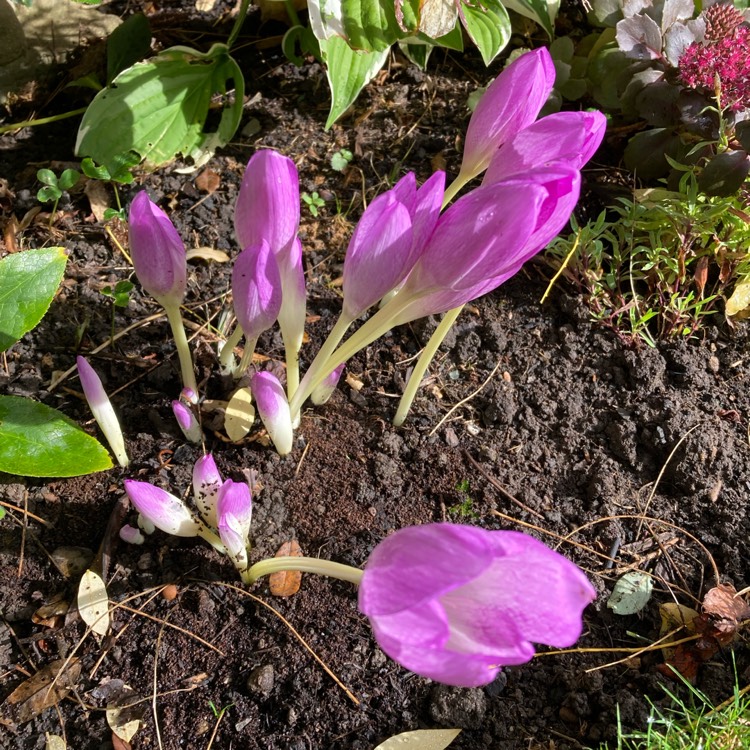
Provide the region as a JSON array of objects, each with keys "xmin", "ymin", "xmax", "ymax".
[
  {"xmin": 546, "ymin": 171, "xmax": 750, "ymax": 346},
  {"xmin": 612, "ymin": 676, "xmax": 750, "ymax": 749}
]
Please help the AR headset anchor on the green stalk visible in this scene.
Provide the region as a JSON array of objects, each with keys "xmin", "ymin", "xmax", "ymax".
[
  {"xmin": 163, "ymin": 302, "xmax": 199, "ymax": 396},
  {"xmin": 227, "ymin": 0, "xmax": 252, "ymax": 49},
  {"xmin": 219, "ymin": 324, "xmax": 244, "ymax": 370},
  {"xmin": 289, "ymin": 313, "xmax": 354, "ymax": 420},
  {"xmin": 243, "ymin": 555, "xmax": 363, "ymax": 586},
  {"xmin": 235, "ymin": 336, "xmax": 258, "ymax": 379},
  {"xmin": 0, "ymin": 107, "xmax": 88, "ymax": 135},
  {"xmin": 392, "ymin": 305, "xmax": 463, "ymax": 427}
]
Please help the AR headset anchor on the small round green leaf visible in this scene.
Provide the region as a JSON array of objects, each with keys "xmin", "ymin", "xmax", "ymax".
[
  {"xmin": 0, "ymin": 396, "xmax": 113, "ymax": 477},
  {"xmin": 607, "ymin": 570, "xmax": 653, "ymax": 615}
]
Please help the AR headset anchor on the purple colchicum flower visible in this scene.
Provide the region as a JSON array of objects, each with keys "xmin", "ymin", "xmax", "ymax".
[
  {"xmin": 341, "ymin": 171, "xmax": 445, "ymax": 320},
  {"xmin": 359, "ymin": 524, "xmax": 595, "ymax": 687},
  {"xmin": 76, "ymin": 356, "xmax": 129, "ymax": 467},
  {"xmin": 119, "ymin": 524, "xmax": 145, "ymax": 545},
  {"xmin": 460, "ymin": 48, "xmax": 556, "ymax": 182},
  {"xmin": 128, "ymin": 192, "xmax": 187, "ymax": 308},
  {"xmin": 232, "ymin": 240, "xmax": 283, "ymax": 342},
  {"xmin": 251, "ymin": 370, "xmax": 294, "ymax": 456},
  {"xmin": 216, "ymin": 479, "xmax": 253, "ymax": 572}
]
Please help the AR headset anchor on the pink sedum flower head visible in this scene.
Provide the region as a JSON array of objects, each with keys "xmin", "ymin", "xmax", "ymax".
[
  {"xmin": 76, "ymin": 356, "xmax": 129, "ymax": 467},
  {"xmin": 124, "ymin": 480, "xmax": 200, "ymax": 537},
  {"xmin": 192, "ymin": 454, "xmax": 223, "ymax": 528},
  {"xmin": 251, "ymin": 370, "xmax": 294, "ymax": 456},
  {"xmin": 483, "ymin": 111, "xmax": 607, "ymax": 185},
  {"xmin": 461, "ymin": 48, "xmax": 556, "ymax": 181},
  {"xmin": 232, "ymin": 240, "xmax": 283, "ymax": 341},
  {"xmin": 128, "ymin": 192, "xmax": 187, "ymax": 308},
  {"xmin": 235, "ymin": 150, "xmax": 300, "ymax": 258},
  {"xmin": 359, "ymin": 524, "xmax": 595, "ymax": 687},
  {"xmin": 310, "ymin": 363, "xmax": 345, "ymax": 405},
  {"xmin": 216, "ymin": 479, "xmax": 253, "ymax": 572}
]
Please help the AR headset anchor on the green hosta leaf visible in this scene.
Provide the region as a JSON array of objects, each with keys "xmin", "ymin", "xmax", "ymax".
[
  {"xmin": 0, "ymin": 397, "xmax": 112, "ymax": 477},
  {"xmin": 107, "ymin": 13, "xmax": 151, "ymax": 85},
  {"xmin": 341, "ymin": 0, "xmax": 401, "ymax": 51},
  {"xmin": 0, "ymin": 247, "xmax": 67, "ymax": 352},
  {"xmin": 462, "ymin": 0, "xmax": 511, "ymax": 65},
  {"xmin": 76, "ymin": 43, "xmax": 245, "ymax": 173},
  {"xmin": 501, "ymin": 0, "xmax": 557, "ymax": 37},
  {"xmin": 322, "ymin": 37, "xmax": 389, "ymax": 128}
]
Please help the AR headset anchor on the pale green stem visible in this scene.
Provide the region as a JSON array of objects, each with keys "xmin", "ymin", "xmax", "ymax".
[
  {"xmin": 219, "ymin": 323, "xmax": 244, "ymax": 370},
  {"xmin": 163, "ymin": 302, "xmax": 198, "ymax": 396},
  {"xmin": 291, "ymin": 295, "xmax": 414, "ymax": 418},
  {"xmin": 289, "ymin": 313, "xmax": 353, "ymax": 421},
  {"xmin": 197, "ymin": 525, "xmax": 226, "ymax": 553},
  {"xmin": 0, "ymin": 107, "xmax": 88, "ymax": 135},
  {"xmin": 284, "ymin": 343, "xmax": 300, "ymax": 402},
  {"xmin": 235, "ymin": 336, "xmax": 258, "ymax": 379},
  {"xmin": 392, "ymin": 305, "xmax": 463, "ymax": 427},
  {"xmin": 243, "ymin": 555, "xmax": 363, "ymax": 586},
  {"xmin": 227, "ymin": 0, "xmax": 252, "ymax": 49},
  {"xmin": 390, "ymin": 169, "xmax": 475, "ymax": 426}
]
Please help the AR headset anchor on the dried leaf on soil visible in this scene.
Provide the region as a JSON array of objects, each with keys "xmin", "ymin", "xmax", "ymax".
[
  {"xmin": 84, "ymin": 179, "xmax": 111, "ymax": 222},
  {"xmin": 225, "ymin": 387, "xmax": 255, "ymax": 442},
  {"xmin": 195, "ymin": 167, "xmax": 220, "ymax": 193},
  {"xmin": 702, "ymin": 583, "xmax": 750, "ymax": 634},
  {"xmin": 1, "ymin": 658, "xmax": 81, "ymax": 725},
  {"xmin": 51, "ymin": 546, "xmax": 94, "ymax": 578},
  {"xmin": 186, "ymin": 247, "xmax": 230, "ymax": 263},
  {"xmin": 45, "ymin": 734, "xmax": 66, "ymax": 750},
  {"xmin": 269, "ymin": 540, "xmax": 303, "ymax": 597},
  {"xmin": 373, "ymin": 728, "xmax": 461, "ymax": 749},
  {"xmin": 606, "ymin": 570, "xmax": 653, "ymax": 615},
  {"xmin": 78, "ymin": 568, "xmax": 110, "ymax": 636},
  {"xmin": 658, "ymin": 602, "xmax": 699, "ymax": 660},
  {"xmin": 105, "ymin": 682, "xmax": 144, "ymax": 742}
]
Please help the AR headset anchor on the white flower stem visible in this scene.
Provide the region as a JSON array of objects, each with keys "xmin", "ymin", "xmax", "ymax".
[
  {"xmin": 219, "ymin": 323, "xmax": 244, "ymax": 370},
  {"xmin": 243, "ymin": 555, "xmax": 363, "ymax": 586},
  {"xmin": 393, "ymin": 305, "xmax": 463, "ymax": 427},
  {"xmin": 163, "ymin": 302, "xmax": 198, "ymax": 396},
  {"xmin": 235, "ymin": 336, "xmax": 258, "ymax": 379}
]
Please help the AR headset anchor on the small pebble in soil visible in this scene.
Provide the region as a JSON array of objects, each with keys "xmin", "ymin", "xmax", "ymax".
[
  {"xmin": 247, "ymin": 664, "xmax": 275, "ymax": 697},
  {"xmin": 428, "ymin": 684, "xmax": 487, "ymax": 729}
]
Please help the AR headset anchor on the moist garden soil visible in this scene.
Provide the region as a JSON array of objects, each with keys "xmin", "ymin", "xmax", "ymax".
[{"xmin": 1, "ymin": 2, "xmax": 750, "ymax": 749}]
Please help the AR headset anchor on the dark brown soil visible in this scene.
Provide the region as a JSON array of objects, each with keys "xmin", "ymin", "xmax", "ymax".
[{"xmin": 1, "ymin": 3, "xmax": 750, "ymax": 749}]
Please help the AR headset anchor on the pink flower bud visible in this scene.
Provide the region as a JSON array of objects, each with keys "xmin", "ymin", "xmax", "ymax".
[
  {"xmin": 216, "ymin": 479, "xmax": 253, "ymax": 572},
  {"xmin": 172, "ymin": 400, "xmax": 202, "ymax": 444},
  {"xmin": 192, "ymin": 454, "xmax": 223, "ymax": 529},
  {"xmin": 128, "ymin": 192, "xmax": 187, "ymax": 307},
  {"xmin": 119, "ymin": 524, "xmax": 145, "ymax": 545},
  {"xmin": 251, "ymin": 371, "xmax": 293, "ymax": 456},
  {"xmin": 359, "ymin": 524, "xmax": 595, "ymax": 687},
  {"xmin": 234, "ymin": 150, "xmax": 300, "ymax": 258},
  {"xmin": 310, "ymin": 363, "xmax": 345, "ymax": 405},
  {"xmin": 76, "ymin": 356, "xmax": 129, "ymax": 467}
]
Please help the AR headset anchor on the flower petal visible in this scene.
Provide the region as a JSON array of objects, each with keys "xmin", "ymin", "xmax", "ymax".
[
  {"xmin": 342, "ymin": 193, "xmax": 414, "ymax": 320},
  {"xmin": 232, "ymin": 239, "xmax": 283, "ymax": 341},
  {"xmin": 124, "ymin": 480, "xmax": 199, "ymax": 537},
  {"xmin": 172, "ymin": 400, "xmax": 202, "ymax": 444},
  {"xmin": 359, "ymin": 524, "xmax": 495, "ymax": 617},
  {"xmin": 234, "ymin": 150, "xmax": 300, "ymax": 258},
  {"xmin": 461, "ymin": 48, "xmax": 556, "ymax": 180},
  {"xmin": 484, "ymin": 111, "xmax": 606, "ymax": 184},
  {"xmin": 216, "ymin": 479, "xmax": 253, "ymax": 571},
  {"xmin": 128, "ymin": 191, "xmax": 187, "ymax": 307}
]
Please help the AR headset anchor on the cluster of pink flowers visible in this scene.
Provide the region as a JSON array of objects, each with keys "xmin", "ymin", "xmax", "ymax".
[{"xmin": 679, "ymin": 25, "xmax": 750, "ymax": 110}]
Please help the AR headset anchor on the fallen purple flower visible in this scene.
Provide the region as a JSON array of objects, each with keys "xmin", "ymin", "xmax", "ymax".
[{"xmin": 359, "ymin": 524, "xmax": 595, "ymax": 687}]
